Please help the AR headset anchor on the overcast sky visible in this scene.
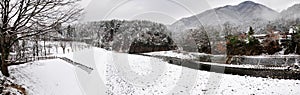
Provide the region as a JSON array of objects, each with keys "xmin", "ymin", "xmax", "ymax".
[{"xmin": 80, "ymin": 0, "xmax": 300, "ymax": 24}]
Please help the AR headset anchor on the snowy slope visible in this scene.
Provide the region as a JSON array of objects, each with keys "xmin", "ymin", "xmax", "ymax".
[
  {"xmin": 6, "ymin": 47, "xmax": 105, "ymax": 95},
  {"xmin": 4, "ymin": 47, "xmax": 300, "ymax": 95},
  {"xmin": 281, "ymin": 3, "xmax": 300, "ymax": 20},
  {"xmin": 8, "ymin": 59, "xmax": 84, "ymax": 95}
]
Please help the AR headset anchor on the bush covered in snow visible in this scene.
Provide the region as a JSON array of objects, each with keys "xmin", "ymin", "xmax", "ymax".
[
  {"xmin": 73, "ymin": 20, "xmax": 177, "ymax": 53},
  {"xmin": 129, "ymin": 31, "xmax": 176, "ymax": 53},
  {"xmin": 185, "ymin": 28, "xmax": 211, "ymax": 54}
]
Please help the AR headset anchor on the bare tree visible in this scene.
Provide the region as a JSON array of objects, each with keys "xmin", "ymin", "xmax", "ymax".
[
  {"xmin": 60, "ymin": 41, "xmax": 66, "ymax": 54},
  {"xmin": 0, "ymin": 0, "xmax": 82, "ymax": 77}
]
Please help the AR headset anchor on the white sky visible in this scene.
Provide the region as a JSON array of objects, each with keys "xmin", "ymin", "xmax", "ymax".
[{"xmin": 80, "ymin": 0, "xmax": 300, "ymax": 24}]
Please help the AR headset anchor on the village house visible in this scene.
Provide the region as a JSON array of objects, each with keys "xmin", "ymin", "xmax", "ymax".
[{"xmin": 252, "ymin": 26, "xmax": 299, "ymax": 46}]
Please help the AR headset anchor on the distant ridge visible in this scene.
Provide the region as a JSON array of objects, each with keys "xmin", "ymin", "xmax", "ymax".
[
  {"xmin": 170, "ymin": 1, "xmax": 280, "ymax": 32},
  {"xmin": 281, "ymin": 3, "xmax": 300, "ymax": 20}
]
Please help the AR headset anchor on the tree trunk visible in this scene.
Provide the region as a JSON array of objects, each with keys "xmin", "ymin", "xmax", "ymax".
[
  {"xmin": 1, "ymin": 47, "xmax": 10, "ymax": 77},
  {"xmin": 44, "ymin": 39, "xmax": 46, "ymax": 56},
  {"xmin": 36, "ymin": 40, "xmax": 39, "ymax": 56},
  {"xmin": 62, "ymin": 47, "xmax": 65, "ymax": 54},
  {"xmin": 56, "ymin": 46, "xmax": 58, "ymax": 53}
]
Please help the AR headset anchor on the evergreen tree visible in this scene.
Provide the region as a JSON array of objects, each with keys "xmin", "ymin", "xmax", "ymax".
[
  {"xmin": 248, "ymin": 26, "xmax": 254, "ymax": 35},
  {"xmin": 285, "ymin": 25, "xmax": 300, "ymax": 54}
]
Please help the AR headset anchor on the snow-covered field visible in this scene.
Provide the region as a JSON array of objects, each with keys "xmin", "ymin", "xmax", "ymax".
[
  {"xmin": 8, "ymin": 59, "xmax": 83, "ymax": 95},
  {"xmin": 3, "ymin": 47, "xmax": 300, "ymax": 95},
  {"xmin": 143, "ymin": 50, "xmax": 218, "ymax": 59},
  {"xmin": 143, "ymin": 50, "xmax": 199, "ymax": 59}
]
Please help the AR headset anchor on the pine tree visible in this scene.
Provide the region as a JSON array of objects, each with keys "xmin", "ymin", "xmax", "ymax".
[{"xmin": 248, "ymin": 26, "xmax": 254, "ymax": 35}]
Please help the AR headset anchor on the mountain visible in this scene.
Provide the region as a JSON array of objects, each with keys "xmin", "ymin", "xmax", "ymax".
[
  {"xmin": 170, "ymin": 1, "xmax": 280, "ymax": 32},
  {"xmin": 281, "ymin": 4, "xmax": 300, "ymax": 20}
]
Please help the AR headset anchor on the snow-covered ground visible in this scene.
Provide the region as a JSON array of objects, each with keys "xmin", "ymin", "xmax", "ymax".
[
  {"xmin": 8, "ymin": 59, "xmax": 83, "ymax": 95},
  {"xmin": 3, "ymin": 47, "xmax": 300, "ymax": 95},
  {"xmin": 143, "ymin": 50, "xmax": 205, "ymax": 59}
]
